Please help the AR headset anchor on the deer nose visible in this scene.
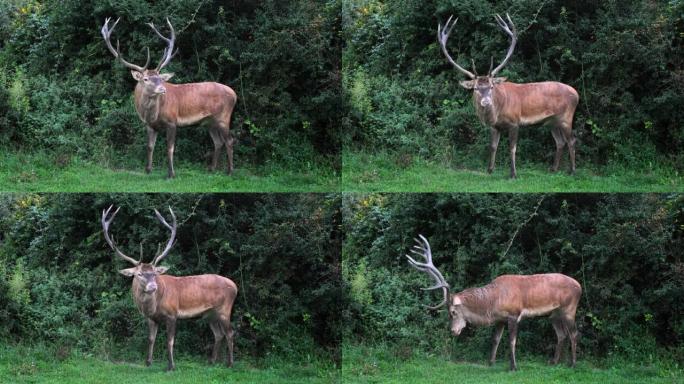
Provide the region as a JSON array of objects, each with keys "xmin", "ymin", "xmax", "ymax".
[
  {"xmin": 480, "ymin": 98, "xmax": 491, "ymax": 107},
  {"xmin": 145, "ymin": 282, "xmax": 158, "ymax": 293}
]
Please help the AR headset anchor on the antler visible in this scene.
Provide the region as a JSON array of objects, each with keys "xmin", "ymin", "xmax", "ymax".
[
  {"xmin": 151, "ymin": 207, "xmax": 177, "ymax": 266},
  {"xmin": 102, "ymin": 205, "xmax": 140, "ymax": 266},
  {"xmin": 101, "ymin": 17, "xmax": 150, "ymax": 72},
  {"xmin": 489, "ymin": 13, "xmax": 517, "ymax": 76},
  {"xmin": 147, "ymin": 18, "xmax": 176, "ymax": 72},
  {"xmin": 437, "ymin": 16, "xmax": 476, "ymax": 80},
  {"xmin": 406, "ymin": 234, "xmax": 450, "ymax": 310}
]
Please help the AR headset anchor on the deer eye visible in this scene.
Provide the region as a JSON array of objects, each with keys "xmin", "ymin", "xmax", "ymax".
[{"xmin": 143, "ymin": 77, "xmax": 149, "ymax": 82}]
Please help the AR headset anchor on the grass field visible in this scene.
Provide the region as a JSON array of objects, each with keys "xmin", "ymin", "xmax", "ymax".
[
  {"xmin": 343, "ymin": 151, "xmax": 684, "ymax": 192},
  {"xmin": 343, "ymin": 345, "xmax": 682, "ymax": 384},
  {"xmin": 0, "ymin": 151, "xmax": 339, "ymax": 192},
  {"xmin": 0, "ymin": 345, "xmax": 339, "ymax": 384}
]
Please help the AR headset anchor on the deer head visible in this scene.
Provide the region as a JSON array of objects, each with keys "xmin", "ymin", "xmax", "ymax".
[
  {"xmin": 101, "ymin": 17, "xmax": 177, "ymax": 97},
  {"xmin": 438, "ymin": 14, "xmax": 517, "ymax": 108},
  {"xmin": 101, "ymin": 205, "xmax": 177, "ymax": 294}
]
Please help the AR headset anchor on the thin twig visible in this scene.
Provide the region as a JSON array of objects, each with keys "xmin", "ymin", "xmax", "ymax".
[{"xmin": 500, "ymin": 195, "xmax": 546, "ymax": 259}]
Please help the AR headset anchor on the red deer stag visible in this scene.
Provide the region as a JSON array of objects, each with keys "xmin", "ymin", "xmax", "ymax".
[
  {"xmin": 406, "ymin": 235, "xmax": 581, "ymax": 371},
  {"xmin": 101, "ymin": 18, "xmax": 237, "ymax": 178},
  {"xmin": 102, "ymin": 205, "xmax": 238, "ymax": 371},
  {"xmin": 438, "ymin": 14, "xmax": 579, "ymax": 178}
]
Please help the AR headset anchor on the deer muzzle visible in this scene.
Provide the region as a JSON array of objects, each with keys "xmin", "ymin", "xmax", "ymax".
[{"xmin": 144, "ymin": 281, "xmax": 158, "ymax": 293}]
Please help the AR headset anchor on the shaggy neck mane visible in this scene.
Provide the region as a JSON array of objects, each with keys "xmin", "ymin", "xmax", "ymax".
[{"xmin": 458, "ymin": 283, "xmax": 499, "ymax": 324}]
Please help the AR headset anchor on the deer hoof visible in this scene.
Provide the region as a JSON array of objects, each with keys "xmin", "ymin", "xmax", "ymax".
[
  {"xmin": 145, "ymin": 360, "xmax": 152, "ymax": 367},
  {"xmin": 166, "ymin": 365, "xmax": 175, "ymax": 371},
  {"xmin": 145, "ymin": 167, "xmax": 152, "ymax": 174}
]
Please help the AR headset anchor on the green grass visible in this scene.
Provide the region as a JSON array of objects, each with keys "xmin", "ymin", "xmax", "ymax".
[
  {"xmin": 0, "ymin": 344, "xmax": 339, "ymax": 384},
  {"xmin": 0, "ymin": 151, "xmax": 339, "ymax": 192},
  {"xmin": 343, "ymin": 345, "xmax": 682, "ymax": 384},
  {"xmin": 343, "ymin": 151, "xmax": 684, "ymax": 192}
]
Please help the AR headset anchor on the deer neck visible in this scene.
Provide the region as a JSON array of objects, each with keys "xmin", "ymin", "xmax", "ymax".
[
  {"xmin": 473, "ymin": 88, "xmax": 502, "ymax": 127},
  {"xmin": 458, "ymin": 287, "xmax": 497, "ymax": 326},
  {"xmin": 131, "ymin": 279, "xmax": 164, "ymax": 318},
  {"xmin": 134, "ymin": 84, "xmax": 165, "ymax": 125}
]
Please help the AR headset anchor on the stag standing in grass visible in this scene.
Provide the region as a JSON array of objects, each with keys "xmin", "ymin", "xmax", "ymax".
[
  {"xmin": 406, "ymin": 235, "xmax": 581, "ymax": 371},
  {"xmin": 438, "ymin": 14, "xmax": 579, "ymax": 178},
  {"xmin": 102, "ymin": 205, "xmax": 238, "ymax": 371},
  {"xmin": 101, "ymin": 18, "xmax": 237, "ymax": 178}
]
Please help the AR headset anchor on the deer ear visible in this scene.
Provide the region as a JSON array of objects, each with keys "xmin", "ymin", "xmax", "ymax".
[
  {"xmin": 452, "ymin": 296, "xmax": 462, "ymax": 306},
  {"xmin": 119, "ymin": 267, "xmax": 137, "ymax": 277},
  {"xmin": 131, "ymin": 71, "xmax": 144, "ymax": 81},
  {"xmin": 155, "ymin": 266, "xmax": 169, "ymax": 274},
  {"xmin": 159, "ymin": 73, "xmax": 174, "ymax": 81},
  {"xmin": 492, "ymin": 77, "xmax": 507, "ymax": 84},
  {"xmin": 459, "ymin": 80, "xmax": 476, "ymax": 89}
]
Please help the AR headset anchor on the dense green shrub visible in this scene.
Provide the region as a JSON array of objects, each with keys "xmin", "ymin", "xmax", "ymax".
[
  {"xmin": 0, "ymin": 193, "xmax": 342, "ymax": 362},
  {"xmin": 0, "ymin": 0, "xmax": 342, "ymax": 171},
  {"xmin": 344, "ymin": 0, "xmax": 684, "ymax": 171},
  {"xmin": 343, "ymin": 194, "xmax": 684, "ymax": 363}
]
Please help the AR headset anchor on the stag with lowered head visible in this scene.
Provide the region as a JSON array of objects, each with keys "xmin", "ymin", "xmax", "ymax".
[
  {"xmin": 406, "ymin": 235, "xmax": 581, "ymax": 371},
  {"xmin": 102, "ymin": 205, "xmax": 238, "ymax": 371},
  {"xmin": 101, "ymin": 18, "xmax": 237, "ymax": 178},
  {"xmin": 438, "ymin": 14, "xmax": 579, "ymax": 178}
]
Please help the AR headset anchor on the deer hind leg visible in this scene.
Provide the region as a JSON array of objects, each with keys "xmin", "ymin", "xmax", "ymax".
[
  {"xmin": 209, "ymin": 320, "xmax": 224, "ymax": 364},
  {"xmin": 488, "ymin": 127, "xmax": 501, "ymax": 174},
  {"xmin": 146, "ymin": 127, "xmax": 158, "ymax": 174},
  {"xmin": 208, "ymin": 126, "xmax": 223, "ymax": 172},
  {"xmin": 550, "ymin": 316, "xmax": 567, "ymax": 365},
  {"xmin": 489, "ymin": 322, "xmax": 505, "ymax": 365},
  {"xmin": 565, "ymin": 317, "xmax": 578, "ymax": 367},
  {"xmin": 218, "ymin": 315, "xmax": 234, "ymax": 367},
  {"xmin": 217, "ymin": 122, "xmax": 234, "ymax": 176},
  {"xmin": 561, "ymin": 120, "xmax": 576, "ymax": 175},
  {"xmin": 507, "ymin": 317, "xmax": 519, "ymax": 371},
  {"xmin": 550, "ymin": 125, "xmax": 566, "ymax": 173},
  {"xmin": 146, "ymin": 319, "xmax": 158, "ymax": 366}
]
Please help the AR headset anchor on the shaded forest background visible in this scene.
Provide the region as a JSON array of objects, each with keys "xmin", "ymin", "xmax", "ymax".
[
  {"xmin": 343, "ymin": 194, "xmax": 684, "ymax": 364},
  {"xmin": 0, "ymin": 193, "xmax": 342, "ymax": 363},
  {"xmin": 343, "ymin": 0, "xmax": 684, "ymax": 173},
  {"xmin": 0, "ymin": 0, "xmax": 342, "ymax": 173}
]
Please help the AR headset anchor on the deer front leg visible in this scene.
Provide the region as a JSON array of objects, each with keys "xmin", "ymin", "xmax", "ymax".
[
  {"xmin": 489, "ymin": 322, "xmax": 505, "ymax": 365},
  {"xmin": 488, "ymin": 127, "xmax": 501, "ymax": 174},
  {"xmin": 508, "ymin": 126, "xmax": 519, "ymax": 179},
  {"xmin": 166, "ymin": 318, "xmax": 177, "ymax": 371},
  {"xmin": 166, "ymin": 125, "xmax": 177, "ymax": 179},
  {"xmin": 146, "ymin": 127, "xmax": 158, "ymax": 174},
  {"xmin": 507, "ymin": 317, "xmax": 519, "ymax": 371},
  {"xmin": 146, "ymin": 319, "xmax": 158, "ymax": 366}
]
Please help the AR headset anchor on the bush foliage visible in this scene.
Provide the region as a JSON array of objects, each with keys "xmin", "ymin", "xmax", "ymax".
[
  {"xmin": 0, "ymin": 0, "xmax": 342, "ymax": 171},
  {"xmin": 343, "ymin": 194, "xmax": 684, "ymax": 363},
  {"xmin": 0, "ymin": 193, "xmax": 342, "ymax": 362},
  {"xmin": 343, "ymin": 0, "xmax": 684, "ymax": 171}
]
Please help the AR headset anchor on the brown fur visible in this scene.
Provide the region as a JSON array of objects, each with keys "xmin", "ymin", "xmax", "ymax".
[
  {"xmin": 124, "ymin": 263, "xmax": 238, "ymax": 371},
  {"xmin": 133, "ymin": 70, "xmax": 238, "ymax": 178},
  {"xmin": 451, "ymin": 273, "xmax": 581, "ymax": 370},
  {"xmin": 470, "ymin": 80, "xmax": 579, "ymax": 179}
]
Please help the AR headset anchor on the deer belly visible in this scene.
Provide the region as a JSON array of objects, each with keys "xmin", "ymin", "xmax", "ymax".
[
  {"xmin": 518, "ymin": 304, "xmax": 558, "ymax": 320},
  {"xmin": 176, "ymin": 112, "xmax": 211, "ymax": 127},
  {"xmin": 177, "ymin": 305, "xmax": 213, "ymax": 319}
]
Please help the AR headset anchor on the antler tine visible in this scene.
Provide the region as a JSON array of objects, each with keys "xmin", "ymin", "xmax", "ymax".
[
  {"xmin": 148, "ymin": 17, "xmax": 176, "ymax": 72},
  {"xmin": 405, "ymin": 234, "xmax": 450, "ymax": 309},
  {"xmin": 490, "ymin": 13, "xmax": 517, "ymax": 76},
  {"xmin": 101, "ymin": 205, "xmax": 140, "ymax": 266},
  {"xmin": 437, "ymin": 15, "xmax": 476, "ymax": 79},
  {"xmin": 101, "ymin": 17, "xmax": 149, "ymax": 73},
  {"xmin": 151, "ymin": 207, "xmax": 177, "ymax": 266}
]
